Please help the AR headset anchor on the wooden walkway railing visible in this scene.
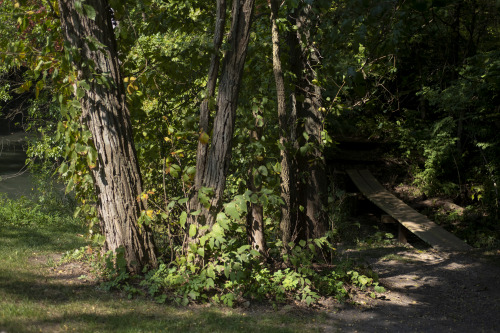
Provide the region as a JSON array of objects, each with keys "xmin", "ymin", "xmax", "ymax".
[{"xmin": 347, "ymin": 169, "xmax": 472, "ymax": 252}]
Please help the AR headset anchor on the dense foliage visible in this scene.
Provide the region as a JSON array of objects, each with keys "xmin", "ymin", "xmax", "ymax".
[{"xmin": 1, "ymin": 0, "xmax": 499, "ymax": 305}]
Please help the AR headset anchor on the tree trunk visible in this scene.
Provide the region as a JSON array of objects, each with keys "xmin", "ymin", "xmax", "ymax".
[
  {"xmin": 295, "ymin": 5, "xmax": 327, "ymax": 240},
  {"xmin": 269, "ymin": 0, "xmax": 298, "ymax": 246},
  {"xmin": 186, "ymin": 0, "xmax": 227, "ymax": 247},
  {"xmin": 190, "ymin": 0, "xmax": 255, "ymax": 230},
  {"xmin": 58, "ymin": 0, "xmax": 157, "ymax": 273},
  {"xmin": 246, "ymin": 109, "xmax": 266, "ymax": 254},
  {"xmin": 193, "ymin": 0, "xmax": 226, "ymax": 190},
  {"xmin": 282, "ymin": 2, "xmax": 327, "ymax": 243}
]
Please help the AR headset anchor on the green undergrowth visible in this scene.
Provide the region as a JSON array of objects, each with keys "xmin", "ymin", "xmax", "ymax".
[
  {"xmin": 424, "ymin": 206, "xmax": 500, "ymax": 249},
  {"xmin": 0, "ymin": 193, "xmax": 338, "ymax": 332},
  {"xmin": 90, "ymin": 211, "xmax": 386, "ymax": 308}
]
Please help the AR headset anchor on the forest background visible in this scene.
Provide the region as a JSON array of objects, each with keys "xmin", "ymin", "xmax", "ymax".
[{"xmin": 1, "ymin": 0, "xmax": 499, "ymax": 306}]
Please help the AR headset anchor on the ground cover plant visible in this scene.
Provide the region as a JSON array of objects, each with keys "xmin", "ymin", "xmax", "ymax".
[{"xmin": 0, "ymin": 193, "xmax": 330, "ymax": 332}]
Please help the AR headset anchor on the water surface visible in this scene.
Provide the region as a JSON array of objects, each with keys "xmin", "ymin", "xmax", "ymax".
[{"xmin": 0, "ymin": 132, "xmax": 35, "ymax": 199}]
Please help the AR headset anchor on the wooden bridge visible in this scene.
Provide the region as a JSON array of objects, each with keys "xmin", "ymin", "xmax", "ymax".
[{"xmin": 347, "ymin": 169, "xmax": 472, "ymax": 252}]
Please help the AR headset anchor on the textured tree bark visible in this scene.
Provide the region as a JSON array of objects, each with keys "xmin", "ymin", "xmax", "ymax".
[
  {"xmin": 282, "ymin": 2, "xmax": 327, "ymax": 242},
  {"xmin": 269, "ymin": 0, "xmax": 298, "ymax": 246},
  {"xmin": 58, "ymin": 0, "xmax": 157, "ymax": 273},
  {"xmin": 295, "ymin": 4, "xmax": 328, "ymax": 240},
  {"xmin": 246, "ymin": 111, "xmax": 266, "ymax": 254},
  {"xmin": 295, "ymin": 4, "xmax": 327, "ymax": 239},
  {"xmin": 192, "ymin": 0, "xmax": 255, "ymax": 229},
  {"xmin": 193, "ymin": 0, "xmax": 226, "ymax": 190},
  {"xmin": 187, "ymin": 0, "xmax": 227, "ymax": 246}
]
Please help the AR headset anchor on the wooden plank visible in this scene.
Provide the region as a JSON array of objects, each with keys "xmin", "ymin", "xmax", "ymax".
[{"xmin": 347, "ymin": 169, "xmax": 471, "ymax": 251}]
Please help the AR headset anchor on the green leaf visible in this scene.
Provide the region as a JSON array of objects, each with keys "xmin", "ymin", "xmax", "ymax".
[
  {"xmin": 83, "ymin": 4, "xmax": 96, "ymax": 20},
  {"xmin": 250, "ymin": 193, "xmax": 259, "ymax": 204},
  {"xmin": 216, "ymin": 212, "xmax": 230, "ymax": 230},
  {"xmin": 79, "ymin": 80, "xmax": 90, "ymax": 90},
  {"xmin": 257, "ymin": 165, "xmax": 268, "ymax": 176},
  {"xmin": 199, "ymin": 132, "xmax": 210, "ymax": 144},
  {"xmin": 358, "ymin": 275, "xmax": 370, "ymax": 286},
  {"xmin": 58, "ymin": 162, "xmax": 69, "ymax": 176},
  {"xmin": 168, "ymin": 164, "xmax": 181, "ymax": 177},
  {"xmin": 250, "ymin": 249, "xmax": 261, "ymax": 257},
  {"xmin": 207, "ymin": 265, "xmax": 215, "ymax": 278},
  {"xmin": 197, "ymin": 247, "xmax": 204, "ymax": 257},
  {"xmin": 76, "ymin": 87, "xmax": 85, "ymax": 99},
  {"xmin": 189, "ymin": 224, "xmax": 197, "ymax": 237},
  {"xmin": 225, "ymin": 202, "xmax": 239, "ymax": 220},
  {"xmin": 179, "ymin": 211, "xmax": 187, "ymax": 228},
  {"xmin": 206, "ymin": 277, "xmax": 215, "ymax": 289},
  {"xmin": 237, "ymin": 245, "xmax": 251, "ymax": 254},
  {"xmin": 35, "ymin": 80, "xmax": 44, "ymax": 99},
  {"xmin": 185, "ymin": 166, "xmax": 196, "ymax": 175},
  {"xmin": 190, "ymin": 209, "xmax": 201, "ymax": 216},
  {"xmin": 188, "ymin": 290, "xmax": 199, "ymax": 300}
]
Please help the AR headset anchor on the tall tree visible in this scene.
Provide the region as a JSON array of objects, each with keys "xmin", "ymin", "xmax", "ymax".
[
  {"xmin": 269, "ymin": 0, "xmax": 298, "ymax": 245},
  {"xmin": 292, "ymin": 3, "xmax": 327, "ymax": 240},
  {"xmin": 277, "ymin": 1, "xmax": 327, "ymax": 244},
  {"xmin": 57, "ymin": 0, "xmax": 157, "ymax": 273},
  {"xmin": 193, "ymin": 0, "xmax": 226, "ymax": 191},
  {"xmin": 189, "ymin": 0, "xmax": 255, "ymax": 231}
]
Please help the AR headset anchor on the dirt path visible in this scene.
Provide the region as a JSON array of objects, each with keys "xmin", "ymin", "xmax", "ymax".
[
  {"xmin": 39, "ymin": 245, "xmax": 500, "ymax": 332},
  {"xmin": 322, "ymin": 247, "xmax": 500, "ymax": 332}
]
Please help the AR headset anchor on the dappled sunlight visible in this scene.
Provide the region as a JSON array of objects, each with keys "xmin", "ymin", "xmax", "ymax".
[{"xmin": 329, "ymin": 245, "xmax": 500, "ymax": 332}]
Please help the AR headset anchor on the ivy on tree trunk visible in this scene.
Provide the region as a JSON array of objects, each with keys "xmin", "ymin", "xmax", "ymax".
[
  {"xmin": 58, "ymin": 0, "xmax": 157, "ymax": 273},
  {"xmin": 279, "ymin": 1, "xmax": 328, "ymax": 244}
]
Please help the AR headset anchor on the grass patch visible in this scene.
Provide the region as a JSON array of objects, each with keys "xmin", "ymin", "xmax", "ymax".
[{"xmin": 0, "ymin": 194, "xmax": 326, "ymax": 332}]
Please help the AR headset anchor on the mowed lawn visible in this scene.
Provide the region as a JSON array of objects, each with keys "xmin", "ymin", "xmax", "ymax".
[{"xmin": 0, "ymin": 195, "xmax": 325, "ymax": 333}]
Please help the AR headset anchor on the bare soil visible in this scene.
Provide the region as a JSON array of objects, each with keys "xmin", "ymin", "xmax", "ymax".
[{"xmin": 319, "ymin": 246, "xmax": 500, "ymax": 332}]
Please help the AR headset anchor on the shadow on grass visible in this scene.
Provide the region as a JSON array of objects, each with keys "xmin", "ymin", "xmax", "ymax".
[
  {"xmin": 1, "ymin": 308, "xmax": 313, "ymax": 333},
  {"xmin": 0, "ymin": 262, "xmax": 322, "ymax": 333},
  {"xmin": 0, "ymin": 222, "xmax": 87, "ymax": 254},
  {"xmin": 0, "ymin": 263, "xmax": 318, "ymax": 333}
]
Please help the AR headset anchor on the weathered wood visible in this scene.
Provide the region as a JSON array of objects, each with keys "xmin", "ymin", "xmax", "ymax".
[{"xmin": 347, "ymin": 169, "xmax": 471, "ymax": 251}]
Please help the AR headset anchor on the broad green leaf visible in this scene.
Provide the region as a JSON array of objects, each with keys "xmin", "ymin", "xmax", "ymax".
[
  {"xmin": 79, "ymin": 80, "xmax": 90, "ymax": 90},
  {"xmin": 179, "ymin": 211, "xmax": 187, "ymax": 228},
  {"xmin": 249, "ymin": 249, "xmax": 261, "ymax": 257},
  {"xmin": 225, "ymin": 202, "xmax": 239, "ymax": 220},
  {"xmin": 76, "ymin": 87, "xmax": 85, "ymax": 99},
  {"xmin": 190, "ymin": 209, "xmax": 201, "ymax": 216},
  {"xmin": 250, "ymin": 193, "xmax": 259, "ymax": 204},
  {"xmin": 167, "ymin": 164, "xmax": 181, "ymax": 177},
  {"xmin": 83, "ymin": 4, "xmax": 96, "ymax": 20},
  {"xmin": 189, "ymin": 224, "xmax": 197, "ymax": 237},
  {"xmin": 207, "ymin": 265, "xmax": 215, "ymax": 278},
  {"xmin": 257, "ymin": 165, "xmax": 268, "ymax": 176},
  {"xmin": 206, "ymin": 277, "xmax": 215, "ymax": 289},
  {"xmin": 237, "ymin": 245, "xmax": 251, "ymax": 254},
  {"xmin": 216, "ymin": 212, "xmax": 229, "ymax": 230}
]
